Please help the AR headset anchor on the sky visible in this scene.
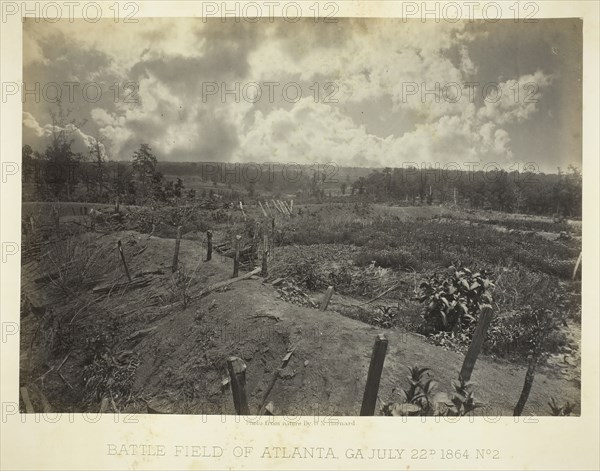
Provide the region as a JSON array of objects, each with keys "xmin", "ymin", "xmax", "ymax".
[{"xmin": 22, "ymin": 17, "xmax": 582, "ymax": 173}]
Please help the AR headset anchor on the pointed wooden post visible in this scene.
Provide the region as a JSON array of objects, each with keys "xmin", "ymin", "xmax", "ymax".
[
  {"xmin": 320, "ymin": 286, "xmax": 334, "ymax": 311},
  {"xmin": 261, "ymin": 234, "xmax": 269, "ymax": 277},
  {"xmin": 360, "ymin": 334, "xmax": 388, "ymax": 416},
  {"xmin": 233, "ymin": 235, "xmax": 241, "ymax": 278},
  {"xmin": 227, "ymin": 356, "xmax": 249, "ymax": 415},
  {"xmin": 115, "ymin": 196, "xmax": 120, "ymax": 213},
  {"xmin": 172, "ymin": 226, "xmax": 182, "ymax": 273},
  {"xmin": 206, "ymin": 230, "xmax": 213, "ymax": 261},
  {"xmin": 459, "ymin": 306, "xmax": 494, "ymax": 382},
  {"xmin": 117, "ymin": 240, "xmax": 132, "ymax": 282}
]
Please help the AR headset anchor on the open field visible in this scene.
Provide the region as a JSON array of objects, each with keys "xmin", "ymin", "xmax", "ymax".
[{"xmin": 20, "ymin": 199, "xmax": 581, "ymax": 416}]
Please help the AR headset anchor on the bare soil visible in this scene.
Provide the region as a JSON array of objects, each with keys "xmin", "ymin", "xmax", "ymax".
[{"xmin": 20, "ymin": 229, "xmax": 580, "ymax": 416}]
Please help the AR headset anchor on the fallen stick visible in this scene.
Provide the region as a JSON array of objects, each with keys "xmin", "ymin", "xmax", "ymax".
[
  {"xmin": 258, "ymin": 347, "xmax": 296, "ymax": 414},
  {"xmin": 57, "ymin": 352, "xmax": 71, "ymax": 371},
  {"xmin": 192, "ymin": 267, "xmax": 261, "ymax": 300},
  {"xmin": 127, "ymin": 325, "xmax": 158, "ymax": 341},
  {"xmin": 58, "ymin": 371, "xmax": 74, "ymax": 390},
  {"xmin": 356, "ymin": 283, "xmax": 402, "ymax": 307}
]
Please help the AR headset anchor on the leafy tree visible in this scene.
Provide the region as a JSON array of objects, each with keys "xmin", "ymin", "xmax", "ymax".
[
  {"xmin": 132, "ymin": 144, "xmax": 158, "ymax": 185},
  {"xmin": 42, "ymin": 101, "xmax": 86, "ymax": 199}
]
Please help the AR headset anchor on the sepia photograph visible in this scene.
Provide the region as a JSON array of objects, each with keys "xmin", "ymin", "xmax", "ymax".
[
  {"xmin": 17, "ymin": 15, "xmax": 584, "ymax": 418},
  {"xmin": 2, "ymin": 2, "xmax": 598, "ymax": 469}
]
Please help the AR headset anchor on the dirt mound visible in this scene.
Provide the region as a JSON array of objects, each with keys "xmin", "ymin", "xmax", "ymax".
[{"xmin": 20, "ymin": 230, "xmax": 580, "ymax": 416}]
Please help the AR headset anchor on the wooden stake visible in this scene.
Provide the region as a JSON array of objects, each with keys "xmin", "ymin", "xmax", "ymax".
[
  {"xmin": 115, "ymin": 196, "xmax": 120, "ymax": 213},
  {"xmin": 513, "ymin": 351, "xmax": 539, "ymax": 416},
  {"xmin": 459, "ymin": 306, "xmax": 494, "ymax": 383},
  {"xmin": 20, "ymin": 387, "xmax": 34, "ymax": 413},
  {"xmin": 117, "ymin": 240, "xmax": 132, "ymax": 282},
  {"xmin": 239, "ymin": 201, "xmax": 247, "ymax": 221},
  {"xmin": 289, "ymin": 199, "xmax": 293, "ymax": 214},
  {"xmin": 172, "ymin": 225, "xmax": 182, "ymax": 273},
  {"xmin": 206, "ymin": 230, "xmax": 213, "ymax": 261},
  {"xmin": 233, "ymin": 235, "xmax": 241, "ymax": 278},
  {"xmin": 319, "ymin": 286, "xmax": 334, "ymax": 311},
  {"xmin": 360, "ymin": 334, "xmax": 388, "ymax": 416},
  {"xmin": 572, "ymin": 251, "xmax": 582, "ymax": 280},
  {"xmin": 227, "ymin": 356, "xmax": 249, "ymax": 415},
  {"xmin": 261, "ymin": 234, "xmax": 268, "ymax": 277}
]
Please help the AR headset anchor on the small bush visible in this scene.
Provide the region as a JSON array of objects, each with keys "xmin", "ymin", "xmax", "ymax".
[{"xmin": 419, "ymin": 266, "xmax": 494, "ymax": 333}]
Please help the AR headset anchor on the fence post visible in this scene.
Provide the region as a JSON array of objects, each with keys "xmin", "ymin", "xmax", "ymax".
[
  {"xmin": 172, "ymin": 226, "xmax": 182, "ymax": 273},
  {"xmin": 227, "ymin": 356, "xmax": 249, "ymax": 415},
  {"xmin": 320, "ymin": 286, "xmax": 334, "ymax": 311},
  {"xmin": 206, "ymin": 230, "xmax": 213, "ymax": 261},
  {"xmin": 117, "ymin": 240, "xmax": 132, "ymax": 282},
  {"xmin": 459, "ymin": 306, "xmax": 494, "ymax": 383},
  {"xmin": 360, "ymin": 334, "xmax": 388, "ymax": 416},
  {"xmin": 233, "ymin": 235, "xmax": 241, "ymax": 278},
  {"xmin": 261, "ymin": 234, "xmax": 268, "ymax": 277}
]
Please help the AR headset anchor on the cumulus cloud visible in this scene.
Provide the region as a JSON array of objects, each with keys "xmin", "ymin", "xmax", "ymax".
[{"xmin": 22, "ymin": 18, "xmax": 572, "ymax": 170}]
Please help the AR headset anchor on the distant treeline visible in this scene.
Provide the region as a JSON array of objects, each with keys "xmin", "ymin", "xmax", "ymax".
[
  {"xmin": 347, "ymin": 166, "xmax": 582, "ymax": 217},
  {"xmin": 22, "ymin": 140, "xmax": 581, "ymax": 218}
]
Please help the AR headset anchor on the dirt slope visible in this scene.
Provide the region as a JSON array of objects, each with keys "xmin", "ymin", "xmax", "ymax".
[{"xmin": 21, "ymin": 230, "xmax": 580, "ymax": 416}]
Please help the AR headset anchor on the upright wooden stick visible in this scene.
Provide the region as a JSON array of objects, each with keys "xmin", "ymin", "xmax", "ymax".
[
  {"xmin": 320, "ymin": 286, "xmax": 334, "ymax": 311},
  {"xmin": 513, "ymin": 351, "xmax": 539, "ymax": 416},
  {"xmin": 459, "ymin": 306, "xmax": 494, "ymax": 382},
  {"xmin": 360, "ymin": 334, "xmax": 388, "ymax": 416},
  {"xmin": 172, "ymin": 226, "xmax": 182, "ymax": 273},
  {"xmin": 117, "ymin": 240, "xmax": 132, "ymax": 282},
  {"xmin": 261, "ymin": 234, "xmax": 268, "ymax": 277},
  {"xmin": 572, "ymin": 251, "xmax": 582, "ymax": 280},
  {"xmin": 227, "ymin": 356, "xmax": 249, "ymax": 415},
  {"xmin": 206, "ymin": 230, "xmax": 213, "ymax": 261},
  {"xmin": 233, "ymin": 235, "xmax": 241, "ymax": 278}
]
